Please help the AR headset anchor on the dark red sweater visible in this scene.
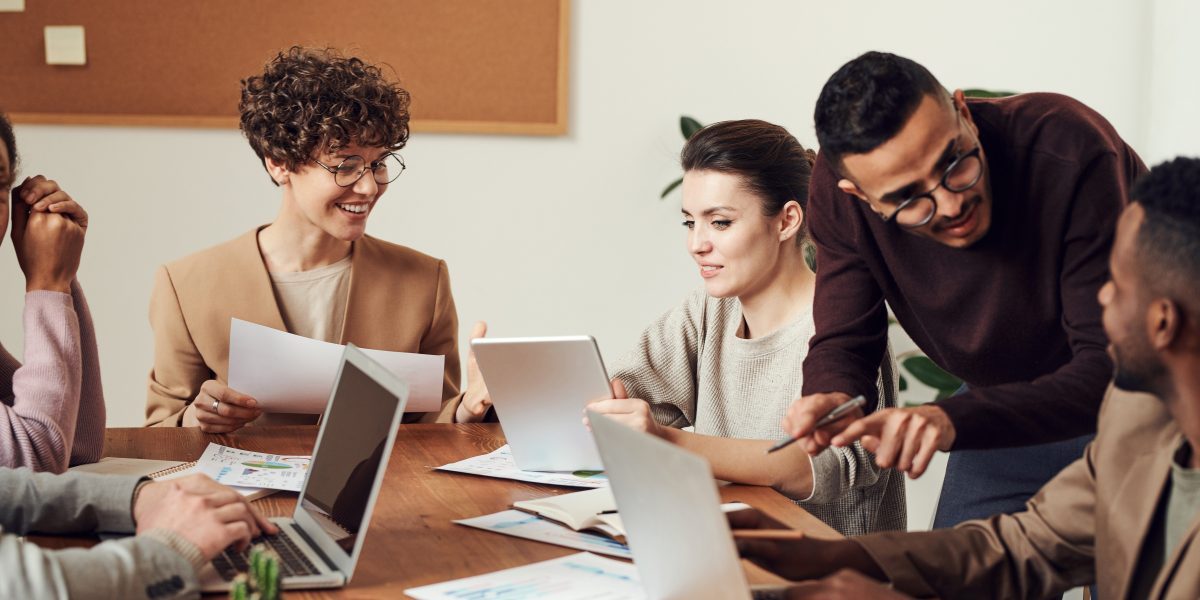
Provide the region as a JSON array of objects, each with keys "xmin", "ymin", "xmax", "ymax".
[{"xmin": 802, "ymin": 93, "xmax": 1146, "ymax": 450}]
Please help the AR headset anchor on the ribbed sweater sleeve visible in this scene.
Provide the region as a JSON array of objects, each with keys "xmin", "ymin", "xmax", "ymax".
[
  {"xmin": 68, "ymin": 280, "xmax": 106, "ymax": 465},
  {"xmin": 0, "ymin": 290, "xmax": 85, "ymax": 473}
]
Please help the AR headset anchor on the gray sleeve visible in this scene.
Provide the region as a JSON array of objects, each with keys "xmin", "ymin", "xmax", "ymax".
[
  {"xmin": 1, "ymin": 533, "xmax": 200, "ymax": 600},
  {"xmin": 0, "ymin": 468, "xmax": 201, "ymax": 599},
  {"xmin": 805, "ymin": 341, "xmax": 899, "ymax": 504},
  {"xmin": 610, "ymin": 291, "xmax": 707, "ymax": 429},
  {"xmin": 0, "ymin": 468, "xmax": 139, "ymax": 534}
]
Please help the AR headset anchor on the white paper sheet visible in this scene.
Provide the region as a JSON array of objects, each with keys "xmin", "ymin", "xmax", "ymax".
[
  {"xmin": 227, "ymin": 318, "xmax": 443, "ymax": 413},
  {"xmin": 193, "ymin": 442, "xmax": 311, "ymax": 492},
  {"xmin": 436, "ymin": 445, "xmax": 609, "ymax": 488},
  {"xmin": 455, "ymin": 510, "xmax": 632, "ymax": 559},
  {"xmin": 405, "ymin": 552, "xmax": 644, "ymax": 599}
]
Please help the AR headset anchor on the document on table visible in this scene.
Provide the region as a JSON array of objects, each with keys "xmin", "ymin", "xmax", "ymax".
[
  {"xmin": 227, "ymin": 318, "xmax": 443, "ymax": 413},
  {"xmin": 404, "ymin": 552, "xmax": 644, "ymax": 599},
  {"xmin": 193, "ymin": 442, "xmax": 311, "ymax": 492},
  {"xmin": 455, "ymin": 509, "xmax": 632, "ymax": 559},
  {"xmin": 436, "ymin": 445, "xmax": 609, "ymax": 488}
]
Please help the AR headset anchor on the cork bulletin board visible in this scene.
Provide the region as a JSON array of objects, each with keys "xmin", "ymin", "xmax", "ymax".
[{"xmin": 0, "ymin": 0, "xmax": 569, "ymax": 135}]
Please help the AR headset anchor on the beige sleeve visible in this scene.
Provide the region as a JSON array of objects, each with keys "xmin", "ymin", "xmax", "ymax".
[
  {"xmin": 853, "ymin": 440, "xmax": 1098, "ymax": 598},
  {"xmin": 422, "ymin": 260, "xmax": 462, "ymax": 424},
  {"xmin": 144, "ymin": 266, "xmax": 210, "ymax": 427}
]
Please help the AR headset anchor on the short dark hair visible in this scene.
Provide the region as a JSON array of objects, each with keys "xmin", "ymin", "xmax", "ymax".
[
  {"xmin": 1131, "ymin": 156, "xmax": 1200, "ymax": 319},
  {"xmin": 680, "ymin": 119, "xmax": 816, "ymax": 238},
  {"xmin": 814, "ymin": 51, "xmax": 947, "ymax": 172},
  {"xmin": 0, "ymin": 112, "xmax": 17, "ymax": 178},
  {"xmin": 239, "ymin": 47, "xmax": 412, "ymax": 185}
]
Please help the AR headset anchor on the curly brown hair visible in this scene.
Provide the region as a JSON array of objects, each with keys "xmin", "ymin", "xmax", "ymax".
[{"xmin": 239, "ymin": 46, "xmax": 411, "ymax": 184}]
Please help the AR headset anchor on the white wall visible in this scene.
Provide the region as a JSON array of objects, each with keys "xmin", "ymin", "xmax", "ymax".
[{"xmin": 0, "ymin": 0, "xmax": 1153, "ymax": 429}]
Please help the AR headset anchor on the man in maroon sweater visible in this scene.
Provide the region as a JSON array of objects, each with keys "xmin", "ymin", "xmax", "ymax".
[{"xmin": 785, "ymin": 51, "xmax": 1146, "ymax": 528}]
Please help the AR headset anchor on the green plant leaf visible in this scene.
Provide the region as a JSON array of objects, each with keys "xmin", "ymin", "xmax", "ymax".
[
  {"xmin": 901, "ymin": 356, "xmax": 963, "ymax": 392},
  {"xmin": 935, "ymin": 388, "xmax": 957, "ymax": 402},
  {"xmin": 680, "ymin": 116, "xmax": 703, "ymax": 140},
  {"xmin": 898, "ymin": 374, "xmax": 907, "ymax": 391},
  {"xmin": 961, "ymin": 88, "xmax": 1016, "ymax": 98},
  {"xmin": 661, "ymin": 177, "xmax": 683, "ymax": 199},
  {"xmin": 803, "ymin": 242, "xmax": 817, "ymax": 272}
]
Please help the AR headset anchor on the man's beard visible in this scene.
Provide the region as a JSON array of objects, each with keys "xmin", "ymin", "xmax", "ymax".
[{"xmin": 1112, "ymin": 344, "xmax": 1167, "ymax": 396}]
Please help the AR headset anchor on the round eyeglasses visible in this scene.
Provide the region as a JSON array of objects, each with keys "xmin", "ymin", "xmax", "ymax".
[
  {"xmin": 314, "ymin": 153, "xmax": 406, "ymax": 188},
  {"xmin": 883, "ymin": 146, "xmax": 983, "ymax": 229},
  {"xmin": 883, "ymin": 145, "xmax": 984, "ymax": 229}
]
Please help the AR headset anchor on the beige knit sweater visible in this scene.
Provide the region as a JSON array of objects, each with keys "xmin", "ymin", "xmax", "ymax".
[{"xmin": 612, "ymin": 289, "xmax": 905, "ymax": 536}]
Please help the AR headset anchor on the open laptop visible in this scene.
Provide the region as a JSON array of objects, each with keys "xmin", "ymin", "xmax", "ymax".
[
  {"xmin": 587, "ymin": 410, "xmax": 757, "ymax": 600},
  {"xmin": 471, "ymin": 336, "xmax": 611, "ymax": 471},
  {"xmin": 199, "ymin": 343, "xmax": 409, "ymax": 591}
]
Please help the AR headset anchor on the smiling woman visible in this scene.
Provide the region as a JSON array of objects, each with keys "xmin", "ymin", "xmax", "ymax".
[
  {"xmin": 586, "ymin": 119, "xmax": 905, "ymax": 537},
  {"xmin": 143, "ymin": 47, "xmax": 478, "ymax": 431}
]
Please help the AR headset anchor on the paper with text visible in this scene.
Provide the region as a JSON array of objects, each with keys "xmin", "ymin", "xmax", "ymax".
[
  {"xmin": 405, "ymin": 552, "xmax": 644, "ymax": 599},
  {"xmin": 456, "ymin": 510, "xmax": 632, "ymax": 559},
  {"xmin": 227, "ymin": 318, "xmax": 443, "ymax": 413},
  {"xmin": 194, "ymin": 442, "xmax": 310, "ymax": 492},
  {"xmin": 436, "ymin": 445, "xmax": 609, "ymax": 488}
]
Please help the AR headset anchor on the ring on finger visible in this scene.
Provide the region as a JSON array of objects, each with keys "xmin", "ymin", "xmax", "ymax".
[{"xmin": 212, "ymin": 398, "xmax": 220, "ymax": 414}]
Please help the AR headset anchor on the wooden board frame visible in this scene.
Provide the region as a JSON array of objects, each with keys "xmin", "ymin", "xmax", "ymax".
[{"xmin": 1, "ymin": 0, "xmax": 569, "ymax": 135}]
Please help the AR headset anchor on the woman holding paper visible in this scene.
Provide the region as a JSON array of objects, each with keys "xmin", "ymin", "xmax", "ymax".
[
  {"xmin": 0, "ymin": 112, "xmax": 105, "ymax": 471},
  {"xmin": 144, "ymin": 47, "xmax": 487, "ymax": 430},
  {"xmin": 586, "ymin": 120, "xmax": 904, "ymax": 536}
]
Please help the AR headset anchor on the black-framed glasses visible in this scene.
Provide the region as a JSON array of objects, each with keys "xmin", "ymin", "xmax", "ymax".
[
  {"xmin": 882, "ymin": 145, "xmax": 983, "ymax": 229},
  {"xmin": 314, "ymin": 153, "xmax": 406, "ymax": 187}
]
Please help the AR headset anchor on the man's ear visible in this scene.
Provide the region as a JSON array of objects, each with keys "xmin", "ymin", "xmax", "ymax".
[
  {"xmin": 1147, "ymin": 298, "xmax": 1183, "ymax": 351},
  {"xmin": 264, "ymin": 157, "xmax": 290, "ymax": 186},
  {"xmin": 952, "ymin": 89, "xmax": 978, "ymax": 133},
  {"xmin": 838, "ymin": 178, "xmax": 867, "ymax": 201}
]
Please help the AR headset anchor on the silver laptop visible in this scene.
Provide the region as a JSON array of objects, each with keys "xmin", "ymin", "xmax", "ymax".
[
  {"xmin": 588, "ymin": 410, "xmax": 753, "ymax": 600},
  {"xmin": 199, "ymin": 343, "xmax": 409, "ymax": 591},
  {"xmin": 471, "ymin": 336, "xmax": 611, "ymax": 471}
]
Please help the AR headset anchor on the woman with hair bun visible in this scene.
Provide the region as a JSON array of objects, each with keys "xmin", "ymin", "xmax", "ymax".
[
  {"xmin": 587, "ymin": 119, "xmax": 905, "ymax": 536},
  {"xmin": 144, "ymin": 47, "xmax": 486, "ymax": 430}
]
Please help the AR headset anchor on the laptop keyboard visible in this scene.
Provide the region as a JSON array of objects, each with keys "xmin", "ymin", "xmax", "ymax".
[{"xmin": 212, "ymin": 531, "xmax": 322, "ymax": 581}]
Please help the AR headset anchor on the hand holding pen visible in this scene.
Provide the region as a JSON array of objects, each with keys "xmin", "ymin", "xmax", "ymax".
[{"xmin": 768, "ymin": 394, "xmax": 867, "ymax": 454}]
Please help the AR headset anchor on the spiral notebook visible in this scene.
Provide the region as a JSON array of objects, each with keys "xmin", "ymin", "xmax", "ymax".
[{"xmin": 71, "ymin": 457, "xmax": 276, "ymax": 501}]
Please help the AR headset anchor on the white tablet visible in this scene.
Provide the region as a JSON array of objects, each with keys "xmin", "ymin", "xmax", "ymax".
[{"xmin": 470, "ymin": 336, "xmax": 612, "ymax": 472}]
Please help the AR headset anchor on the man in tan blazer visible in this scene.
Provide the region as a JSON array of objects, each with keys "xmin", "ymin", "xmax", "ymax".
[{"xmin": 729, "ymin": 157, "xmax": 1200, "ymax": 599}]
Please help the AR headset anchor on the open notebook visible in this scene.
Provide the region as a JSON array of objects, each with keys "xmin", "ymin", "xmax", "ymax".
[{"xmin": 71, "ymin": 456, "xmax": 275, "ymax": 500}]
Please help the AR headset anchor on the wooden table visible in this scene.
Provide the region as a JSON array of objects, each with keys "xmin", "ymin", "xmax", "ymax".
[{"xmin": 72, "ymin": 424, "xmax": 841, "ymax": 597}]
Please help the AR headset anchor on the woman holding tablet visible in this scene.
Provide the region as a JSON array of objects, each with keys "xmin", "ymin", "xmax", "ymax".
[
  {"xmin": 587, "ymin": 120, "xmax": 904, "ymax": 536},
  {"xmin": 144, "ymin": 47, "xmax": 485, "ymax": 430}
]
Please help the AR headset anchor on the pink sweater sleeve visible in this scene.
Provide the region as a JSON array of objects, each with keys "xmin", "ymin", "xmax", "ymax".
[
  {"xmin": 0, "ymin": 284, "xmax": 103, "ymax": 472},
  {"xmin": 68, "ymin": 280, "xmax": 106, "ymax": 464}
]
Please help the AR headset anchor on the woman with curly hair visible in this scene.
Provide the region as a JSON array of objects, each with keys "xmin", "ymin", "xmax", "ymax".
[{"xmin": 144, "ymin": 47, "xmax": 485, "ymax": 430}]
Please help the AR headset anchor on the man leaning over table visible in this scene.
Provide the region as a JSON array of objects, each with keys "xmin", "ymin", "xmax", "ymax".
[
  {"xmin": 730, "ymin": 157, "xmax": 1200, "ymax": 599},
  {"xmin": 1, "ymin": 468, "xmax": 276, "ymax": 599},
  {"xmin": 785, "ymin": 51, "xmax": 1147, "ymax": 529}
]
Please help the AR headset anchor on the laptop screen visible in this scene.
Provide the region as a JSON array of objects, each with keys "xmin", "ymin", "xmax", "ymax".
[{"xmin": 299, "ymin": 357, "xmax": 401, "ymax": 555}]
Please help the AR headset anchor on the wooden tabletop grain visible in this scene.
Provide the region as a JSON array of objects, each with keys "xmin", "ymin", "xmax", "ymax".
[{"xmin": 54, "ymin": 424, "xmax": 841, "ymax": 597}]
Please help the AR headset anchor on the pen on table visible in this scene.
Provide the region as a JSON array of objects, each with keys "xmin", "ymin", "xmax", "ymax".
[
  {"xmin": 596, "ymin": 509, "xmax": 618, "ymax": 515},
  {"xmin": 765, "ymin": 395, "xmax": 867, "ymax": 454}
]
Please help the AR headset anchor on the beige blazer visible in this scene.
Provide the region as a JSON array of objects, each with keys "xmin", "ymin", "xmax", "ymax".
[
  {"xmin": 145, "ymin": 229, "xmax": 462, "ymax": 427},
  {"xmin": 855, "ymin": 387, "xmax": 1198, "ymax": 599}
]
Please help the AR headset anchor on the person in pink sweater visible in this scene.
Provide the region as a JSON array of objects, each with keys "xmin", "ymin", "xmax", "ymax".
[{"xmin": 0, "ymin": 113, "xmax": 105, "ymax": 472}]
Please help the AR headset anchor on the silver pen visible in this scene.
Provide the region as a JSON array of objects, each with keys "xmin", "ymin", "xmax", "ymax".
[{"xmin": 766, "ymin": 395, "xmax": 867, "ymax": 454}]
